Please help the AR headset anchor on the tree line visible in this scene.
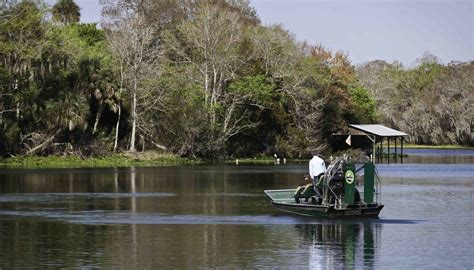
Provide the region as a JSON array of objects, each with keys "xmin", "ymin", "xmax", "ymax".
[
  {"xmin": 0, "ymin": 0, "xmax": 471, "ymax": 159},
  {"xmin": 357, "ymin": 54, "xmax": 473, "ymax": 146}
]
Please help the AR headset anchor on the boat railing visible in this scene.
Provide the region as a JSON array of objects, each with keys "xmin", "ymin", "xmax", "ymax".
[{"xmin": 374, "ymin": 168, "xmax": 382, "ymax": 204}]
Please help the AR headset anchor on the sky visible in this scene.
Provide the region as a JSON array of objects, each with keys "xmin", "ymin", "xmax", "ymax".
[{"xmin": 46, "ymin": 0, "xmax": 473, "ymax": 66}]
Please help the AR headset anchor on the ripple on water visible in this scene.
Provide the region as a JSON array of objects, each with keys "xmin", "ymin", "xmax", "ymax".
[{"xmin": 0, "ymin": 192, "xmax": 175, "ymax": 202}]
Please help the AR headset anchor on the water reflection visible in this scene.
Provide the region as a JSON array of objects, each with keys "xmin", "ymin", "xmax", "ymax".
[
  {"xmin": 294, "ymin": 222, "xmax": 381, "ymax": 269},
  {"xmin": 0, "ymin": 161, "xmax": 472, "ymax": 268}
]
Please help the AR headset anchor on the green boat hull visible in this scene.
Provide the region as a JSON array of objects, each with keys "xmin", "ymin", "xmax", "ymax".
[
  {"xmin": 265, "ymin": 189, "xmax": 383, "ymax": 218},
  {"xmin": 271, "ymin": 201, "xmax": 384, "ymax": 218}
]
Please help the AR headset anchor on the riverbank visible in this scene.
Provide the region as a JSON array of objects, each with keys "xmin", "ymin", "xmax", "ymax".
[
  {"xmin": 0, "ymin": 151, "xmax": 200, "ymax": 169},
  {"xmin": 403, "ymin": 144, "xmax": 473, "ymax": 149},
  {"xmin": 224, "ymin": 157, "xmax": 307, "ymax": 165},
  {"xmin": 1, "ymin": 145, "xmax": 472, "ymax": 169},
  {"xmin": 0, "ymin": 155, "xmax": 302, "ymax": 168}
]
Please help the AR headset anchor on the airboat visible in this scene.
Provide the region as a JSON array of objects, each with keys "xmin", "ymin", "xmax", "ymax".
[{"xmin": 264, "ymin": 156, "xmax": 383, "ymax": 218}]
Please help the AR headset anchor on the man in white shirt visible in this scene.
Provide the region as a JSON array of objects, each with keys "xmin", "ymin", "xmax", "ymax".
[
  {"xmin": 294, "ymin": 153, "xmax": 326, "ymax": 203},
  {"xmin": 294, "ymin": 152, "xmax": 327, "ymax": 203},
  {"xmin": 309, "ymin": 153, "xmax": 326, "ymax": 185}
]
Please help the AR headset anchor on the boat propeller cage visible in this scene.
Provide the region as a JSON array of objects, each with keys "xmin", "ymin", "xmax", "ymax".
[{"xmin": 319, "ymin": 156, "xmax": 381, "ymax": 207}]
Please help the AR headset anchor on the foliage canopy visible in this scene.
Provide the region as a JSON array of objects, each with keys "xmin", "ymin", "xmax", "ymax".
[{"xmin": 0, "ymin": 0, "xmax": 471, "ymax": 160}]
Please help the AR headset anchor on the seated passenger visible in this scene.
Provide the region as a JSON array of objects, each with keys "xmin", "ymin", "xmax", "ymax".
[{"xmin": 294, "ymin": 175, "xmax": 314, "ymax": 203}]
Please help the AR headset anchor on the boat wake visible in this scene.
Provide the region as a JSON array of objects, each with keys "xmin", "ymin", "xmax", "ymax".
[{"xmin": 0, "ymin": 210, "xmax": 421, "ymax": 225}]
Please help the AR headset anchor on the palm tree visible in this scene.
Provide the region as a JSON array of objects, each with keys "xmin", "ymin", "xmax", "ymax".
[{"xmin": 52, "ymin": 0, "xmax": 80, "ymax": 25}]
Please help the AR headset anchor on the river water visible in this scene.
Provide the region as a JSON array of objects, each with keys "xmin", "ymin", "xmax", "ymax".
[{"xmin": 0, "ymin": 150, "xmax": 473, "ymax": 268}]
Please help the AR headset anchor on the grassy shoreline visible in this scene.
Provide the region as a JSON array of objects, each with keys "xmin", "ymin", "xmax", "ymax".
[
  {"xmin": 224, "ymin": 157, "xmax": 307, "ymax": 165},
  {"xmin": 0, "ymin": 154, "xmax": 306, "ymax": 169},
  {"xmin": 0, "ymin": 152, "xmax": 200, "ymax": 169},
  {"xmin": 403, "ymin": 144, "xmax": 473, "ymax": 149},
  {"xmin": 1, "ymin": 144, "xmax": 471, "ymax": 169}
]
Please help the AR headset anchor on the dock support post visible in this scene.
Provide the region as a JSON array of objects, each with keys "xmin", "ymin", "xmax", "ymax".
[
  {"xmin": 395, "ymin": 137, "xmax": 398, "ymax": 163},
  {"xmin": 387, "ymin": 137, "xmax": 390, "ymax": 164},
  {"xmin": 401, "ymin": 137, "xmax": 404, "ymax": 164}
]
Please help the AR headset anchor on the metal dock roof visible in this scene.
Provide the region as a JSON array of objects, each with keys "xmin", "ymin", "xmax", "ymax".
[{"xmin": 349, "ymin": 124, "xmax": 408, "ymax": 137}]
